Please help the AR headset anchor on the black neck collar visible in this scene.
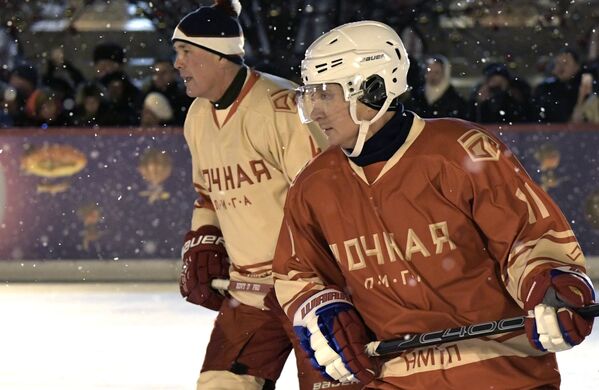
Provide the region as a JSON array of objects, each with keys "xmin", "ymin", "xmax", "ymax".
[
  {"xmin": 212, "ymin": 66, "xmax": 248, "ymax": 110},
  {"xmin": 348, "ymin": 105, "xmax": 414, "ymax": 167}
]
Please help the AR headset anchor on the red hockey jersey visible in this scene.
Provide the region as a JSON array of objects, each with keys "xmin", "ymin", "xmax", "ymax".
[{"xmin": 273, "ymin": 115, "xmax": 587, "ymax": 389}]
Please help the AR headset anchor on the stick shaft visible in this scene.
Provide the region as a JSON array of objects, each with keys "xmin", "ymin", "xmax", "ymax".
[
  {"xmin": 366, "ymin": 303, "xmax": 599, "ymax": 357},
  {"xmin": 211, "ymin": 278, "xmax": 272, "ymax": 293}
]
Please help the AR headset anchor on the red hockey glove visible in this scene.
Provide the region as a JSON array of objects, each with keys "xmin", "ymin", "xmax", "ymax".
[
  {"xmin": 524, "ymin": 267, "xmax": 595, "ymax": 352},
  {"xmin": 292, "ymin": 287, "xmax": 377, "ymax": 385},
  {"xmin": 179, "ymin": 225, "xmax": 229, "ymax": 310}
]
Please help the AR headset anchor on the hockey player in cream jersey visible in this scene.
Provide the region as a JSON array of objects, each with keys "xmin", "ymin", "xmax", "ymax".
[
  {"xmin": 172, "ymin": 1, "xmax": 359, "ymax": 390},
  {"xmin": 181, "ymin": 57, "xmax": 320, "ymax": 311}
]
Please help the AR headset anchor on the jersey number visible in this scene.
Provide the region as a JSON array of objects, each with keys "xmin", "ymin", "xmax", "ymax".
[{"xmin": 515, "ymin": 182, "xmax": 550, "ymax": 224}]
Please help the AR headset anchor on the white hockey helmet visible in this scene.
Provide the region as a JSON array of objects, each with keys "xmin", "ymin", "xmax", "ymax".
[{"xmin": 298, "ymin": 21, "xmax": 410, "ymax": 157}]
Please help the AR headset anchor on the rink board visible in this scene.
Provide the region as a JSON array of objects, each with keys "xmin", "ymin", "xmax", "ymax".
[{"xmin": 0, "ymin": 125, "xmax": 598, "ymax": 282}]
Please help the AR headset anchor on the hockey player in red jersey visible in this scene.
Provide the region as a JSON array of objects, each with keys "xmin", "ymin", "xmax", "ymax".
[
  {"xmin": 172, "ymin": 1, "xmax": 359, "ymax": 389},
  {"xmin": 272, "ymin": 20, "xmax": 596, "ymax": 389}
]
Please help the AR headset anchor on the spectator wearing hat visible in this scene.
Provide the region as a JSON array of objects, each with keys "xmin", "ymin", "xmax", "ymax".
[
  {"xmin": 99, "ymin": 70, "xmax": 143, "ymax": 126},
  {"xmin": 25, "ymin": 87, "xmax": 72, "ymax": 127},
  {"xmin": 93, "ymin": 42, "xmax": 126, "ymax": 79},
  {"xmin": 92, "ymin": 43, "xmax": 142, "ymax": 125},
  {"xmin": 533, "ymin": 48, "xmax": 582, "ymax": 123},
  {"xmin": 468, "ymin": 63, "xmax": 531, "ymax": 123},
  {"xmin": 142, "ymin": 59, "xmax": 192, "ymax": 125},
  {"xmin": 140, "ymin": 92, "xmax": 174, "ymax": 127},
  {"xmin": 405, "ymin": 55, "xmax": 467, "ymax": 119}
]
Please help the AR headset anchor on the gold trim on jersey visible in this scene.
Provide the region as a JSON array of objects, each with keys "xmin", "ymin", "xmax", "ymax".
[
  {"xmin": 232, "ymin": 259, "xmax": 273, "ymax": 278},
  {"xmin": 275, "ymin": 279, "xmax": 325, "ymax": 315},
  {"xmin": 503, "ymin": 229, "xmax": 584, "ymax": 304}
]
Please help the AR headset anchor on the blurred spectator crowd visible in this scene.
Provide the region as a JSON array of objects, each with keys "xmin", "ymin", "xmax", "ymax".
[
  {"xmin": 0, "ymin": 41, "xmax": 192, "ymax": 128},
  {"xmin": 402, "ymin": 23, "xmax": 599, "ymax": 125},
  {"xmin": 403, "ymin": 44, "xmax": 599, "ymax": 125},
  {"xmin": 1, "ymin": 27, "xmax": 599, "ymax": 128}
]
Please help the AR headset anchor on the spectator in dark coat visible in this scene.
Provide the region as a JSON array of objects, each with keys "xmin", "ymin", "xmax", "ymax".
[
  {"xmin": 42, "ymin": 47, "xmax": 85, "ymax": 93},
  {"xmin": 100, "ymin": 71, "xmax": 143, "ymax": 126},
  {"xmin": 533, "ymin": 49, "xmax": 582, "ymax": 123},
  {"xmin": 72, "ymin": 82, "xmax": 114, "ymax": 127},
  {"xmin": 468, "ymin": 63, "xmax": 531, "ymax": 123},
  {"xmin": 93, "ymin": 42, "xmax": 126, "ymax": 79},
  {"xmin": 405, "ymin": 55, "xmax": 467, "ymax": 119}
]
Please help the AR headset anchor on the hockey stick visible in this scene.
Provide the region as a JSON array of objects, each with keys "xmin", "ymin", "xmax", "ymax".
[
  {"xmin": 365, "ymin": 303, "xmax": 599, "ymax": 357},
  {"xmin": 211, "ymin": 278, "xmax": 272, "ymax": 293}
]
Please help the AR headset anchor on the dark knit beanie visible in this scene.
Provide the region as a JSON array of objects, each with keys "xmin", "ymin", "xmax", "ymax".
[
  {"xmin": 172, "ymin": 0, "xmax": 244, "ymax": 64},
  {"xmin": 483, "ymin": 63, "xmax": 511, "ymax": 80},
  {"xmin": 93, "ymin": 43, "xmax": 125, "ymax": 64}
]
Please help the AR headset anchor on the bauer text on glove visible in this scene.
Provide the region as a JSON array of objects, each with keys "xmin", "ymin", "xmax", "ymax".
[{"xmin": 180, "ymin": 225, "xmax": 229, "ymax": 310}]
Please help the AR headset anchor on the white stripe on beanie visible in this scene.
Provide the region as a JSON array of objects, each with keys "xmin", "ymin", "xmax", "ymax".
[{"xmin": 172, "ymin": 28, "xmax": 245, "ymax": 56}]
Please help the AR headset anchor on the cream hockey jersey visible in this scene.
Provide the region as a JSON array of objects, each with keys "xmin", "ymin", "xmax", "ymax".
[
  {"xmin": 184, "ymin": 70, "xmax": 323, "ymax": 309},
  {"xmin": 273, "ymin": 115, "xmax": 588, "ymax": 389}
]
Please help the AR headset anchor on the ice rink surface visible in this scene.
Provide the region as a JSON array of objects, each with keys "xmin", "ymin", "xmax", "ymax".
[{"xmin": 1, "ymin": 283, "xmax": 598, "ymax": 390}]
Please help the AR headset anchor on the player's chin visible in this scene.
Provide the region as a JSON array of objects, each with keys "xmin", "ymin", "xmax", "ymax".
[
  {"xmin": 328, "ymin": 136, "xmax": 344, "ymax": 147},
  {"xmin": 325, "ymin": 132, "xmax": 342, "ymax": 146},
  {"xmin": 185, "ymin": 87, "xmax": 200, "ymax": 98},
  {"xmin": 182, "ymin": 81, "xmax": 196, "ymax": 96}
]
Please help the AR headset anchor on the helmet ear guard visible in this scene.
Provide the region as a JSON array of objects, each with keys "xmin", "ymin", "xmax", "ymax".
[{"xmin": 359, "ymin": 75, "xmax": 387, "ymax": 105}]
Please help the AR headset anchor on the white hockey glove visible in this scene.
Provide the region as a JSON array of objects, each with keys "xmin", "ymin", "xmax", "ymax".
[{"xmin": 292, "ymin": 287, "xmax": 377, "ymax": 384}]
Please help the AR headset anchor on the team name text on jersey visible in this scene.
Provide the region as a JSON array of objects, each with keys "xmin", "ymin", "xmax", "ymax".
[
  {"xmin": 202, "ymin": 159, "xmax": 272, "ymax": 192},
  {"xmin": 328, "ymin": 221, "xmax": 457, "ymax": 271}
]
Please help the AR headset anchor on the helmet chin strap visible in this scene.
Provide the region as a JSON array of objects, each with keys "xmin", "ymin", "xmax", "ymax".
[{"xmin": 344, "ymin": 96, "xmax": 394, "ymax": 157}]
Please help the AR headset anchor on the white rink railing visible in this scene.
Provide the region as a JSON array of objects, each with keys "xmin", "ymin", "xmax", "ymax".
[{"xmin": 1, "ymin": 256, "xmax": 598, "ymax": 282}]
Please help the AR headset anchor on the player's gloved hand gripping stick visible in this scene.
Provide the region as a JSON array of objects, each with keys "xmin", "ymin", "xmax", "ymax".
[
  {"xmin": 523, "ymin": 267, "xmax": 595, "ymax": 352},
  {"xmin": 366, "ymin": 303, "xmax": 599, "ymax": 356},
  {"xmin": 211, "ymin": 278, "xmax": 599, "ymax": 358},
  {"xmin": 180, "ymin": 226, "xmax": 229, "ymax": 310},
  {"xmin": 291, "ymin": 287, "xmax": 378, "ymax": 385},
  {"xmin": 370, "ymin": 268, "xmax": 597, "ymax": 357},
  {"xmin": 212, "ymin": 280, "xmax": 377, "ymax": 384}
]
